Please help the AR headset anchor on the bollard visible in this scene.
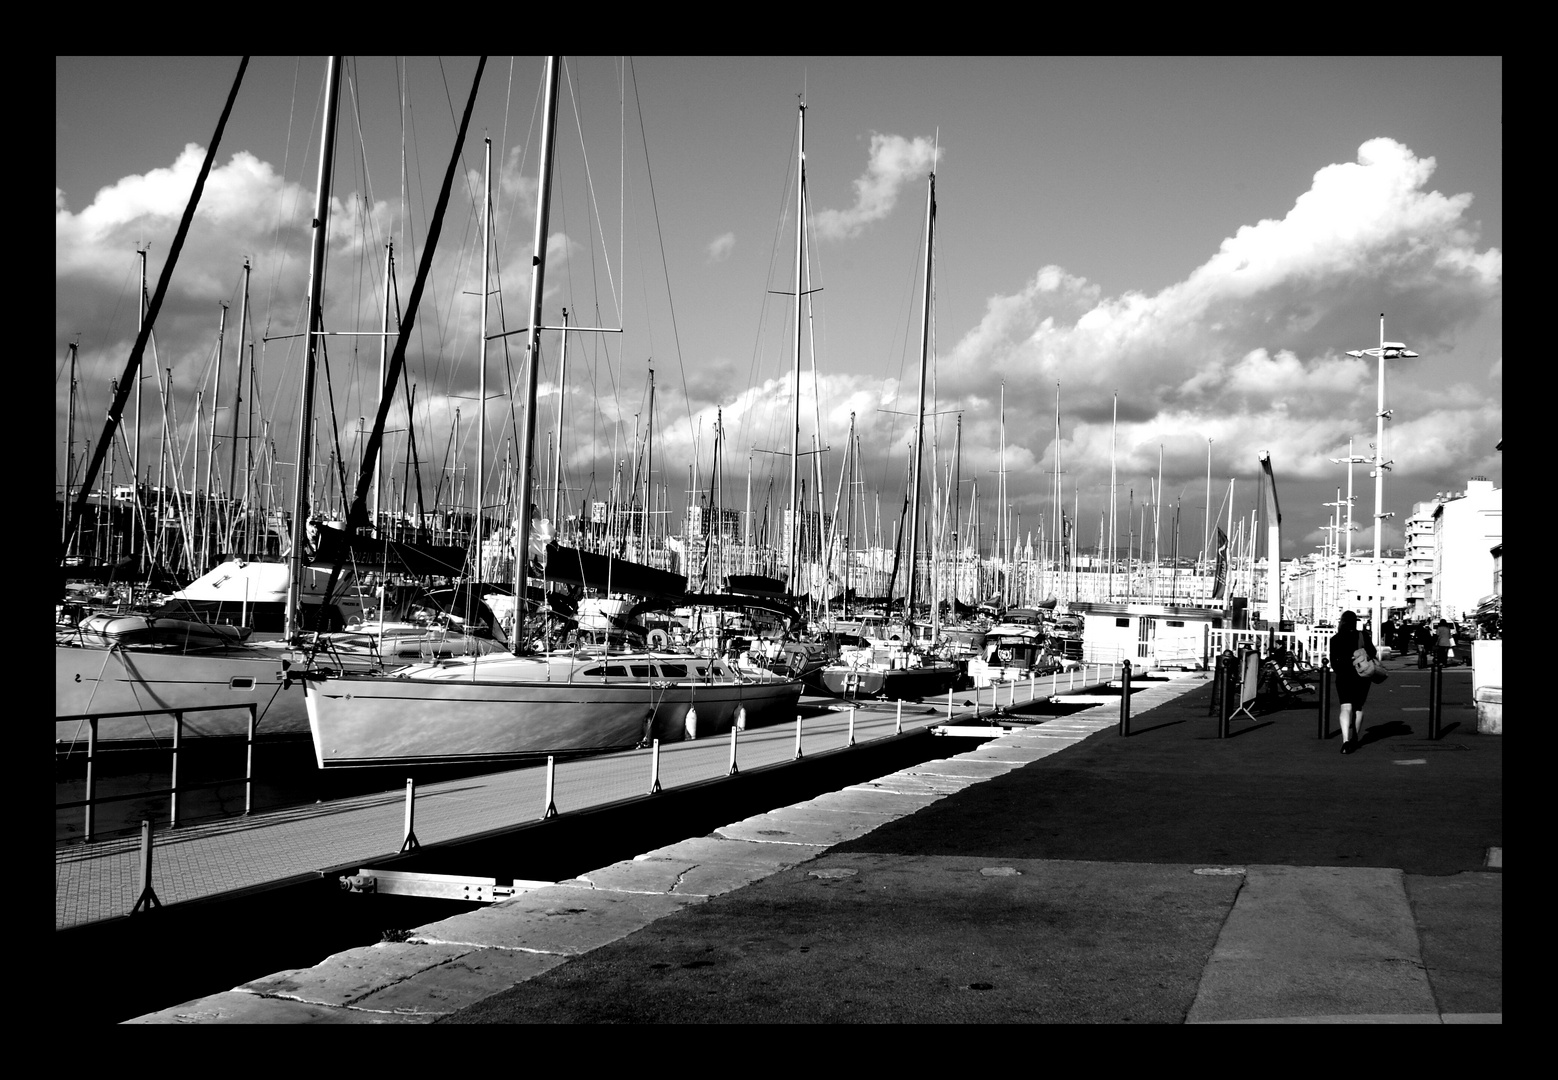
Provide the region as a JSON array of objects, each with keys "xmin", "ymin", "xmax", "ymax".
[
  {"xmin": 1117, "ymin": 660, "xmax": 1133, "ymax": 736},
  {"xmin": 1317, "ymin": 660, "xmax": 1332, "ymax": 740},
  {"xmin": 401, "ymin": 778, "xmax": 421, "ymax": 852},
  {"xmin": 131, "ymin": 820, "xmax": 161, "ymax": 914},
  {"xmin": 649, "ymin": 738, "xmax": 662, "ymax": 795},
  {"xmin": 1218, "ymin": 656, "xmax": 1233, "ymax": 739},
  {"xmin": 1428, "ymin": 655, "xmax": 1443, "ymax": 740},
  {"xmin": 542, "ymin": 755, "xmax": 558, "ymax": 819},
  {"xmin": 795, "ymin": 714, "xmax": 804, "ymax": 759},
  {"xmin": 1208, "ymin": 653, "xmax": 1223, "ymax": 716}
]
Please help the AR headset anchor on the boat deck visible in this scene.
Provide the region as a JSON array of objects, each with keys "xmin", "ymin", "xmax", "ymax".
[{"xmin": 57, "ymin": 667, "xmax": 1127, "ymax": 931}]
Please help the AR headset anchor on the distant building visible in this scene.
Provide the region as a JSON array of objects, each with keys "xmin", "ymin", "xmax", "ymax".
[{"xmin": 1432, "ymin": 478, "xmax": 1503, "ymax": 621}]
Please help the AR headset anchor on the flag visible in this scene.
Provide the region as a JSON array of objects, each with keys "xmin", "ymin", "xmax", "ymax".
[{"xmin": 1212, "ymin": 527, "xmax": 1228, "ymax": 599}]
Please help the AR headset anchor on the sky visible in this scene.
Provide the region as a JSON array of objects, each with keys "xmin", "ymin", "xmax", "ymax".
[{"xmin": 56, "ymin": 56, "xmax": 1502, "ymax": 564}]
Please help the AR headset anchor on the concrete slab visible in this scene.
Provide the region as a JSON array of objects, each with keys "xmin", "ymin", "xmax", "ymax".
[
  {"xmin": 408, "ymin": 884, "xmax": 700, "ymax": 954},
  {"xmin": 350, "ymin": 945, "xmax": 570, "ymax": 1016},
  {"xmin": 632, "ymin": 834, "xmax": 823, "ymax": 874},
  {"xmin": 900, "ymin": 758, "xmax": 1023, "ymax": 779},
  {"xmin": 237, "ymin": 941, "xmax": 477, "ymax": 1007},
  {"xmin": 714, "ymin": 805, "xmax": 900, "ymax": 848},
  {"xmin": 849, "ymin": 769, "xmax": 983, "ymax": 795},
  {"xmin": 1187, "ymin": 865, "xmax": 1438, "ymax": 1023},
  {"xmin": 125, "ymin": 989, "xmax": 427, "ymax": 1024}
]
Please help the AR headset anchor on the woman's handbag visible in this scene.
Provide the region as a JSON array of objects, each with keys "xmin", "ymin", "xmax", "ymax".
[{"xmin": 1352, "ymin": 635, "xmax": 1387, "ymax": 682}]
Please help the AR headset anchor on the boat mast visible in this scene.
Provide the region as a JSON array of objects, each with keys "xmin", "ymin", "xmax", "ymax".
[
  {"xmin": 512, "ymin": 55, "xmax": 561, "ymax": 648},
  {"xmin": 284, "ymin": 54, "xmax": 341, "ymax": 640},
  {"xmin": 787, "ymin": 100, "xmax": 806, "ymax": 593},
  {"xmin": 904, "ymin": 169, "xmax": 935, "ymax": 634},
  {"xmin": 476, "ymin": 136, "xmax": 491, "ymax": 601}
]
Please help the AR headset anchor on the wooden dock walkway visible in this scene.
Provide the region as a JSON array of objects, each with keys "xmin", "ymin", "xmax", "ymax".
[{"xmin": 56, "ymin": 666, "xmax": 1126, "ymax": 931}]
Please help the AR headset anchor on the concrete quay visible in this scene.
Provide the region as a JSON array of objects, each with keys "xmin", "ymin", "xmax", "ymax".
[{"xmin": 128, "ymin": 659, "xmax": 1500, "ymax": 1024}]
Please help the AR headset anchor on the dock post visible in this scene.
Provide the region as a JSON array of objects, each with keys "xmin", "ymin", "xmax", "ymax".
[
  {"xmin": 1117, "ymin": 660, "xmax": 1132, "ymax": 737},
  {"xmin": 728, "ymin": 725, "xmax": 740, "ymax": 776},
  {"xmin": 848, "ymin": 707, "xmax": 856, "ymax": 747},
  {"xmin": 245, "ymin": 704, "xmax": 256, "ymax": 816},
  {"xmin": 542, "ymin": 756, "xmax": 558, "ymax": 819},
  {"xmin": 649, "ymin": 739, "xmax": 662, "ymax": 794},
  {"xmin": 170, "ymin": 711, "xmax": 182, "ymax": 829},
  {"xmin": 131, "ymin": 820, "xmax": 161, "ymax": 915},
  {"xmin": 947, "ymin": 687, "xmax": 954, "ymax": 720},
  {"xmin": 84, "ymin": 716, "xmax": 98, "ymax": 843},
  {"xmin": 795, "ymin": 714, "xmax": 804, "ymax": 760},
  {"xmin": 1317, "ymin": 660, "xmax": 1331, "ymax": 740},
  {"xmin": 1030, "ymin": 671, "xmax": 1035, "ymax": 702},
  {"xmin": 401, "ymin": 779, "xmax": 420, "ymax": 852},
  {"xmin": 896, "ymin": 698, "xmax": 903, "ymax": 734}
]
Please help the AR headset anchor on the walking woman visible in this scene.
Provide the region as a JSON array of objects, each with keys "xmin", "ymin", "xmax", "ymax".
[{"xmin": 1330, "ymin": 609, "xmax": 1376, "ymax": 754}]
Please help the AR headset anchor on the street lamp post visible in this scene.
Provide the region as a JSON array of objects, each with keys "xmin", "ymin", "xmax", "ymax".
[{"xmin": 1346, "ymin": 314, "xmax": 1419, "ymax": 643}]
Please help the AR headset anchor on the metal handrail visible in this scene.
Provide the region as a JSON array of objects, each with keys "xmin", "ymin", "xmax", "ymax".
[{"xmin": 55, "ymin": 702, "xmax": 259, "ymax": 843}]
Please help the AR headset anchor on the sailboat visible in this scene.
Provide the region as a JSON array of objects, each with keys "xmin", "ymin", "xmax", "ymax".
[
  {"xmin": 56, "ymin": 57, "xmax": 501, "ymax": 752},
  {"xmin": 301, "ymin": 57, "xmax": 804, "ymax": 768},
  {"xmin": 816, "ymin": 165, "xmax": 958, "ymax": 701}
]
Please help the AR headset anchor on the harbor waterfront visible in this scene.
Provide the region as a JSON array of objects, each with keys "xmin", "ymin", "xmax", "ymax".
[{"xmin": 83, "ymin": 655, "xmax": 1498, "ymax": 1025}]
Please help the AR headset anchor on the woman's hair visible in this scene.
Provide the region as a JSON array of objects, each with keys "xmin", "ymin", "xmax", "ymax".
[{"xmin": 1338, "ymin": 610, "xmax": 1358, "ymax": 631}]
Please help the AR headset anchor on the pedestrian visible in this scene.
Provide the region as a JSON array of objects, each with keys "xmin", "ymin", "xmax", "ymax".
[
  {"xmin": 1435, "ymin": 619, "xmax": 1454, "ymax": 667},
  {"xmin": 1330, "ymin": 609, "xmax": 1376, "ymax": 754},
  {"xmin": 1414, "ymin": 620, "xmax": 1431, "ymax": 669}
]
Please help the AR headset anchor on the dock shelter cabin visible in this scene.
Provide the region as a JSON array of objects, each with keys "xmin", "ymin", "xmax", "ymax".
[{"xmin": 1075, "ymin": 602, "xmax": 1228, "ymax": 669}]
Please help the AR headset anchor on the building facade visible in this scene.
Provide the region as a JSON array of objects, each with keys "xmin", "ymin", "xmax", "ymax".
[{"xmin": 1432, "ymin": 478, "xmax": 1503, "ymax": 621}]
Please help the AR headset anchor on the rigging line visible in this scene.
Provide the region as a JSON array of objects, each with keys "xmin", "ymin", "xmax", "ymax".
[
  {"xmin": 262, "ymin": 57, "xmax": 306, "ymax": 342},
  {"xmin": 628, "ymin": 58, "xmax": 693, "ymax": 446},
  {"xmin": 565, "ymin": 57, "xmax": 623, "ymax": 325}
]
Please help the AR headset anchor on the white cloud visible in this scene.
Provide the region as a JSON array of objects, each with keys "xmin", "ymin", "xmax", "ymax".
[
  {"xmin": 814, "ymin": 134, "xmax": 939, "ymax": 242},
  {"xmin": 707, "ymin": 232, "xmax": 735, "ymax": 262}
]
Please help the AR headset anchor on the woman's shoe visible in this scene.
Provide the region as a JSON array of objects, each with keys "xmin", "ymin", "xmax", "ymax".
[{"xmin": 1340, "ymin": 740, "xmax": 1353, "ymax": 755}]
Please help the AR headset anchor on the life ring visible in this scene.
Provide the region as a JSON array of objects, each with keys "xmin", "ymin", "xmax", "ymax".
[
  {"xmin": 648, "ymin": 629, "xmax": 668, "ymax": 650},
  {"xmin": 997, "ymin": 648, "xmax": 1014, "ymax": 663}
]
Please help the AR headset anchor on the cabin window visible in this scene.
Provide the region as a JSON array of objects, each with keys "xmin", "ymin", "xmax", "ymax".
[
  {"xmin": 584, "ymin": 665, "xmax": 629, "ymax": 678},
  {"xmin": 228, "ymin": 676, "xmax": 256, "ymax": 691},
  {"xmin": 1167, "ymin": 620, "xmax": 1185, "ymax": 627},
  {"xmin": 658, "ymin": 663, "xmax": 689, "ymax": 678},
  {"xmin": 629, "ymin": 665, "xmax": 654, "ymax": 678},
  {"xmin": 1116, "ymin": 618, "xmax": 1131, "ymax": 627}
]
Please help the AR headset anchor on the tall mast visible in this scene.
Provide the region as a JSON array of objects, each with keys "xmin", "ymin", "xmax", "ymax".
[
  {"xmin": 228, "ymin": 260, "xmax": 250, "ymax": 550},
  {"xmin": 63, "ymin": 343, "xmax": 78, "ymax": 549},
  {"xmin": 284, "ymin": 54, "xmax": 341, "ymax": 640},
  {"xmin": 904, "ymin": 169, "xmax": 935, "ymax": 630},
  {"xmin": 787, "ymin": 100, "xmax": 806, "ymax": 591},
  {"xmin": 373, "ymin": 240, "xmax": 395, "ymax": 531},
  {"xmin": 202, "ymin": 301, "xmax": 228, "ymax": 576},
  {"xmin": 476, "ymin": 137, "xmax": 491, "ymax": 598},
  {"xmin": 1109, "ymin": 392, "xmax": 1117, "ymax": 602},
  {"xmin": 513, "ymin": 56, "xmax": 561, "ymax": 640},
  {"xmin": 552, "ymin": 308, "xmax": 569, "ymax": 524}
]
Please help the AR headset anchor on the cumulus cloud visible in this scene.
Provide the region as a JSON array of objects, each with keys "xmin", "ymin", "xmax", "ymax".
[{"xmin": 814, "ymin": 134, "xmax": 939, "ymax": 242}]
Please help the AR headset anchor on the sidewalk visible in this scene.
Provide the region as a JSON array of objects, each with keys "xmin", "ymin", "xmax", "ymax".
[{"xmin": 130, "ymin": 658, "xmax": 1500, "ymax": 1023}]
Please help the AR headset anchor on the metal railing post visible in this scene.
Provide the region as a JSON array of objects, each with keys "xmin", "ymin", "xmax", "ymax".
[
  {"xmin": 84, "ymin": 716, "xmax": 98, "ymax": 843},
  {"xmin": 170, "ymin": 710, "xmax": 182, "ymax": 829},
  {"xmin": 1117, "ymin": 660, "xmax": 1132, "ymax": 736},
  {"xmin": 1208, "ymin": 653, "xmax": 1223, "ymax": 716},
  {"xmin": 542, "ymin": 755, "xmax": 558, "ymax": 819},
  {"xmin": 245, "ymin": 704, "xmax": 256, "ymax": 816},
  {"xmin": 401, "ymin": 778, "xmax": 420, "ymax": 852},
  {"xmin": 795, "ymin": 714, "xmax": 804, "ymax": 760},
  {"xmin": 895, "ymin": 699, "xmax": 903, "ymax": 734},
  {"xmin": 728, "ymin": 724, "xmax": 740, "ymax": 776},
  {"xmin": 847, "ymin": 707, "xmax": 856, "ymax": 747},
  {"xmin": 649, "ymin": 738, "xmax": 662, "ymax": 794},
  {"xmin": 1317, "ymin": 660, "xmax": 1332, "ymax": 740},
  {"xmin": 131, "ymin": 819, "xmax": 161, "ymax": 915}
]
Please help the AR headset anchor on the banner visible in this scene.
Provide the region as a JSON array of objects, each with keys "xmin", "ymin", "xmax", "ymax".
[{"xmin": 1212, "ymin": 526, "xmax": 1228, "ymax": 599}]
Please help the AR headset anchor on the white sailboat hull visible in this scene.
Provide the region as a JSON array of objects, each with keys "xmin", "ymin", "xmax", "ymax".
[
  {"xmin": 56, "ymin": 642, "xmax": 305, "ymax": 748},
  {"xmin": 304, "ymin": 653, "xmax": 806, "ymax": 768}
]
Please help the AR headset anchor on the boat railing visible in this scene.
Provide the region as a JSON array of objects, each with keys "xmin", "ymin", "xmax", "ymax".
[{"xmin": 56, "ymin": 702, "xmax": 261, "ymax": 844}]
